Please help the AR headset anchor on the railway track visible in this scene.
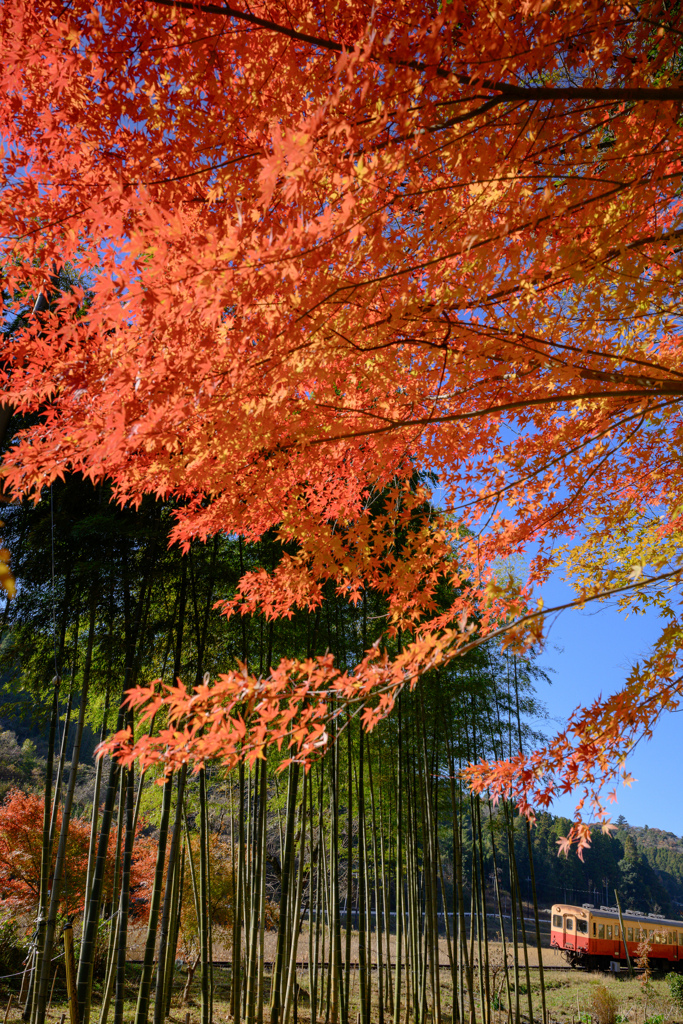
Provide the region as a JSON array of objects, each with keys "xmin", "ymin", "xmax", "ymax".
[{"xmin": 128, "ymin": 961, "xmax": 573, "ymax": 972}]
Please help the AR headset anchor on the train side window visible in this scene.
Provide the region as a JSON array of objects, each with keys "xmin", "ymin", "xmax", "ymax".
[
  {"xmin": 668, "ymin": 932, "xmax": 673, "ymax": 945},
  {"xmin": 649, "ymin": 930, "xmax": 655, "ymax": 941},
  {"xmin": 598, "ymin": 924, "xmax": 605, "ymax": 939},
  {"xmin": 593, "ymin": 923, "xmax": 596, "ymax": 937},
  {"xmin": 615, "ymin": 926, "xmax": 620, "ymax": 939},
  {"xmin": 577, "ymin": 920, "xmax": 587, "ymax": 934},
  {"xmin": 627, "ymin": 928, "xmax": 633, "ymax": 942},
  {"xmin": 635, "ymin": 928, "xmax": 640, "ymax": 942},
  {"xmin": 606, "ymin": 925, "xmax": 612, "ymax": 940},
  {"xmin": 566, "ymin": 918, "xmax": 574, "ymax": 931},
  {"xmin": 552, "ymin": 915, "xmax": 562, "ymax": 929}
]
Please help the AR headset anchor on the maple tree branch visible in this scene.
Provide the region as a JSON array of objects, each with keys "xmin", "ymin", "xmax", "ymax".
[
  {"xmin": 511, "ymin": 409, "xmax": 651, "ymax": 536},
  {"xmin": 308, "ymin": 386, "xmax": 682, "ymax": 447},
  {"xmin": 623, "ymin": 4, "xmax": 683, "ymax": 39},
  {"xmin": 146, "ymin": 0, "xmax": 349, "ymax": 54},
  {"xmin": 478, "ymin": 80, "xmax": 683, "ymax": 103},
  {"xmin": 132, "ymin": 152, "xmax": 260, "ymax": 187},
  {"xmin": 145, "ymin": 0, "xmax": 683, "ymax": 105},
  {"xmin": 442, "ymin": 401, "xmax": 674, "ymax": 516},
  {"xmin": 464, "ymin": 321, "xmax": 683, "ymax": 381},
  {"xmin": 304, "ymin": 178, "xmax": 682, "ymax": 310}
]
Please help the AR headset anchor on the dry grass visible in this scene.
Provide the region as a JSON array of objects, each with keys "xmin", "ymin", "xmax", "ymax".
[{"xmin": 219, "ymin": 926, "xmax": 568, "ymax": 968}]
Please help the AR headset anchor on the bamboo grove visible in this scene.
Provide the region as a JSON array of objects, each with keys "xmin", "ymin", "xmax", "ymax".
[{"xmin": 0, "ymin": 476, "xmax": 554, "ymax": 1024}]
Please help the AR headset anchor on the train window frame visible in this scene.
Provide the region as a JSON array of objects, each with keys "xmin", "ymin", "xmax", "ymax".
[
  {"xmin": 577, "ymin": 920, "xmax": 588, "ymax": 934},
  {"xmin": 598, "ymin": 924, "xmax": 605, "ymax": 939}
]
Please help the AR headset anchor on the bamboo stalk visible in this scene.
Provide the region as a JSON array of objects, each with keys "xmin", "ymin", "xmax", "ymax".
[
  {"xmin": 344, "ymin": 713, "xmax": 352, "ymax": 1020},
  {"xmin": 199, "ymin": 769, "xmax": 210, "ymax": 1024},
  {"xmin": 357, "ymin": 729, "xmax": 368, "ymax": 1024},
  {"xmin": 164, "ymin": 844, "xmax": 185, "ymax": 1018},
  {"xmin": 135, "ymin": 773, "xmax": 175, "ymax": 1024},
  {"xmin": 63, "ymin": 922, "xmax": 78, "ymax": 1024},
  {"xmin": 76, "ymin": 707, "xmax": 123, "ymax": 1024},
  {"xmin": 154, "ymin": 766, "xmax": 187, "ymax": 1024},
  {"xmin": 27, "ymin": 675, "xmax": 61, "ymax": 1024},
  {"xmin": 114, "ymin": 753, "xmax": 135, "ymax": 1024},
  {"xmin": 282, "ymin": 770, "xmax": 308, "ymax": 1024},
  {"xmin": 367, "ymin": 749, "xmax": 384, "ymax": 1024},
  {"xmin": 392, "ymin": 692, "xmax": 403, "ymax": 1024},
  {"xmin": 487, "ymin": 802, "xmax": 513, "ymax": 1022},
  {"xmin": 270, "ymin": 762, "xmax": 300, "ymax": 1024},
  {"xmin": 256, "ymin": 757, "xmax": 268, "ymax": 1024},
  {"xmin": 98, "ymin": 772, "xmax": 125, "ymax": 1024},
  {"xmin": 232, "ymin": 763, "xmax": 245, "ymax": 1024},
  {"xmin": 84, "ymin": 688, "xmax": 110, "ymax": 910},
  {"xmin": 35, "ymin": 590, "xmax": 97, "ymax": 1024},
  {"xmin": 48, "ymin": 690, "xmax": 73, "ymax": 853}
]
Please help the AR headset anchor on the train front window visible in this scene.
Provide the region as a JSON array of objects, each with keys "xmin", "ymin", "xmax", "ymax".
[
  {"xmin": 577, "ymin": 920, "xmax": 587, "ymax": 934},
  {"xmin": 552, "ymin": 915, "xmax": 562, "ymax": 929},
  {"xmin": 566, "ymin": 918, "xmax": 574, "ymax": 931},
  {"xmin": 598, "ymin": 924, "xmax": 605, "ymax": 939}
]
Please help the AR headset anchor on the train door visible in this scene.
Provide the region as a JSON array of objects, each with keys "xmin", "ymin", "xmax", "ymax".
[{"xmin": 564, "ymin": 914, "xmax": 576, "ymax": 951}]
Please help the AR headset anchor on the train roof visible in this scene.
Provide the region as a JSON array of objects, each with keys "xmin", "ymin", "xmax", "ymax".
[{"xmin": 552, "ymin": 903, "xmax": 683, "ymax": 928}]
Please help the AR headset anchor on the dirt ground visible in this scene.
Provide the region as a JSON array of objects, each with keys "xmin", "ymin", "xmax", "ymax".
[{"xmin": 136, "ymin": 922, "xmax": 567, "ymax": 968}]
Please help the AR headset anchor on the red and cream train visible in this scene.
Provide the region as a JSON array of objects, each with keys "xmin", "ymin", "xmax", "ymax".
[{"xmin": 551, "ymin": 903, "xmax": 683, "ymax": 971}]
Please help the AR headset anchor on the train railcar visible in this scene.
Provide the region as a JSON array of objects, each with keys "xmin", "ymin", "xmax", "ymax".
[{"xmin": 551, "ymin": 903, "xmax": 683, "ymax": 971}]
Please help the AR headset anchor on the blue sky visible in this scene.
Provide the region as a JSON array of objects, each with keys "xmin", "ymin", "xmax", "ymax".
[
  {"xmin": 533, "ymin": 571, "xmax": 678, "ymax": 834},
  {"xmin": 431, "ymin": 467, "xmax": 679, "ymax": 837}
]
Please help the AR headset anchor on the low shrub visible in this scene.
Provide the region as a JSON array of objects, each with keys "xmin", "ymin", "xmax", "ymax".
[
  {"xmin": 0, "ymin": 916, "xmax": 28, "ymax": 976},
  {"xmin": 591, "ymin": 983, "xmax": 620, "ymax": 1024},
  {"xmin": 667, "ymin": 972, "xmax": 683, "ymax": 1010}
]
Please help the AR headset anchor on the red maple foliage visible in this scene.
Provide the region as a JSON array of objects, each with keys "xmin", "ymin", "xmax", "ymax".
[
  {"xmin": 2, "ymin": 0, "xmax": 683, "ymax": 846},
  {"xmin": 0, "ymin": 790, "xmax": 157, "ymax": 917}
]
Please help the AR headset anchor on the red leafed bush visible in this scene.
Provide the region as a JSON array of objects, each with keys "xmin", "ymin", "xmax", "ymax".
[{"xmin": 0, "ymin": 789, "xmax": 157, "ymax": 917}]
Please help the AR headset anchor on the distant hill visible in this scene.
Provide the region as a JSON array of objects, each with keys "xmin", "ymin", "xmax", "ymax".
[
  {"xmin": 615, "ymin": 817, "xmax": 683, "ymax": 911},
  {"xmin": 504, "ymin": 811, "xmax": 683, "ymax": 919}
]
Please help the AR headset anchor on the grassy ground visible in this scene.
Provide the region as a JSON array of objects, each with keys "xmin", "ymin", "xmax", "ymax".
[{"xmin": 1, "ymin": 968, "xmax": 680, "ymax": 1024}]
